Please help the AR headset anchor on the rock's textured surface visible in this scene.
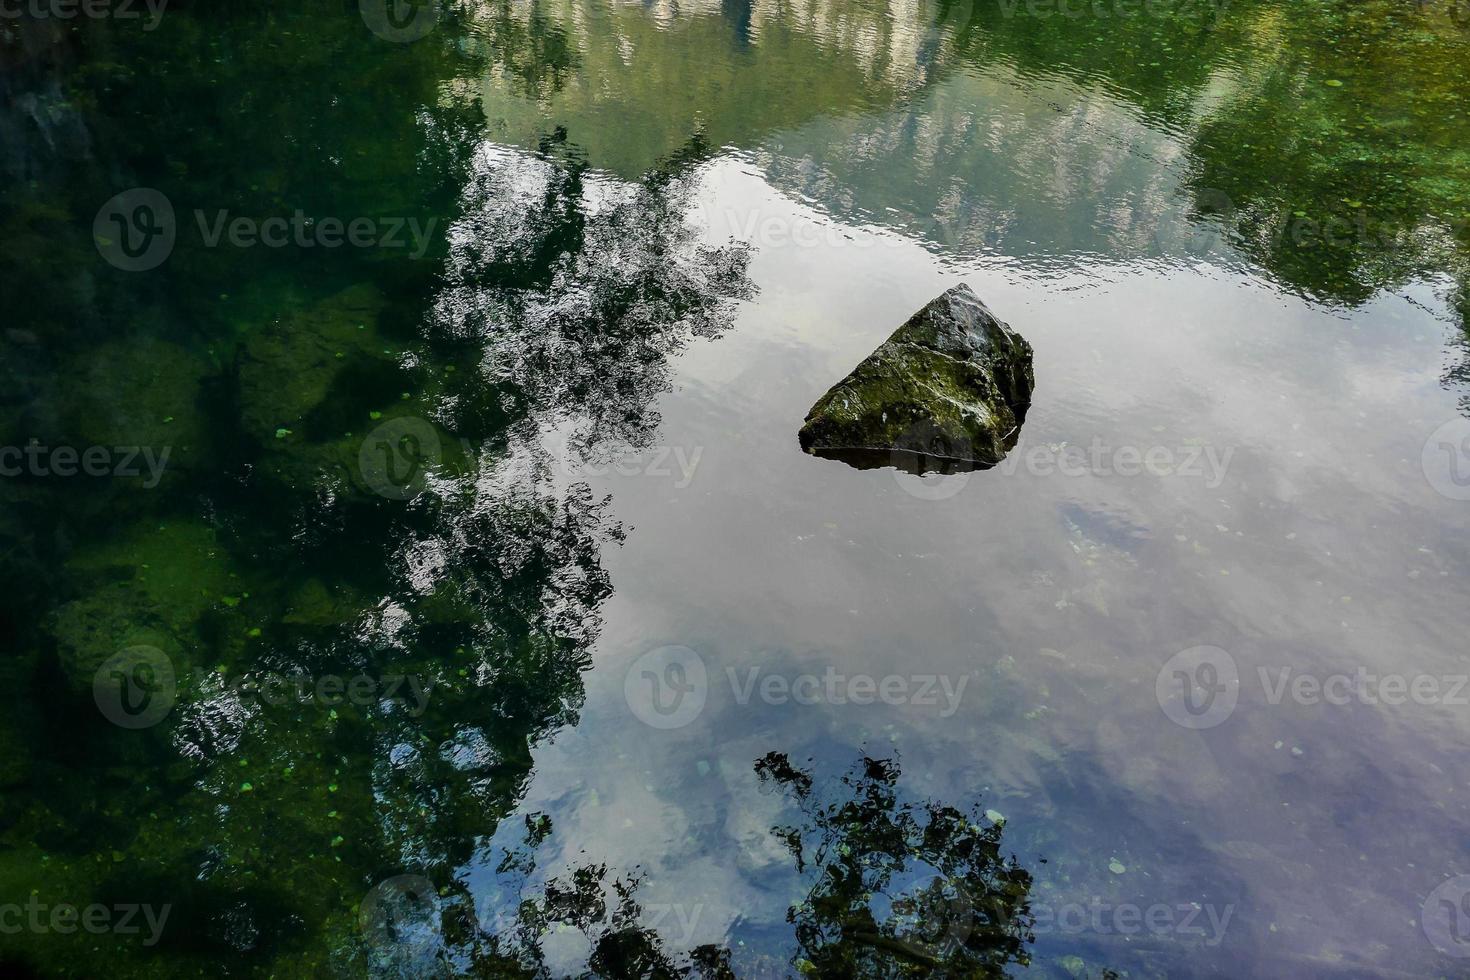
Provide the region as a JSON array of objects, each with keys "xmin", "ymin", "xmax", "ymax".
[{"xmin": 799, "ymin": 283, "xmax": 1034, "ymax": 472}]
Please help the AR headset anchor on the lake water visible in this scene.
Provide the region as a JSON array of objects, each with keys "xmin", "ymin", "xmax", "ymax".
[{"xmin": 3, "ymin": 1, "xmax": 1470, "ymax": 977}]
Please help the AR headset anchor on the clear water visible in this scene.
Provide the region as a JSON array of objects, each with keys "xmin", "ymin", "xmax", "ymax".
[{"xmin": 3, "ymin": 1, "xmax": 1470, "ymax": 976}]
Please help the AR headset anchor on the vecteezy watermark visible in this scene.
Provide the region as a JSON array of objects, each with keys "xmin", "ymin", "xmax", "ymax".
[
  {"xmin": 0, "ymin": 0, "xmax": 167, "ymax": 29},
  {"xmin": 624, "ymin": 646, "xmax": 971, "ymax": 729},
  {"xmin": 727, "ymin": 666, "xmax": 969, "ymax": 717},
  {"xmin": 873, "ymin": 873, "xmax": 978, "ymax": 961},
  {"xmin": 360, "ymin": 417, "xmax": 442, "ymax": 500},
  {"xmin": 361, "ymin": 875, "xmax": 442, "ymax": 971},
  {"xmin": 0, "ymin": 442, "xmax": 170, "ymax": 487},
  {"xmin": 997, "ymin": 0, "xmax": 1228, "ymax": 18},
  {"xmin": 1274, "ymin": 206, "xmax": 1470, "ymax": 254},
  {"xmin": 624, "ymin": 645, "xmax": 708, "ymax": 730},
  {"xmin": 1423, "ymin": 875, "xmax": 1470, "ymax": 958},
  {"xmin": 993, "ymin": 438, "xmax": 1234, "ymax": 487},
  {"xmin": 1032, "ymin": 898, "xmax": 1234, "ymax": 946},
  {"xmin": 216, "ymin": 669, "xmax": 434, "ymax": 717},
  {"xmin": 891, "ymin": 435, "xmax": 1236, "ymax": 502},
  {"xmin": 560, "ymin": 445, "xmax": 704, "ymax": 489},
  {"xmin": 1156, "ymin": 646, "xmax": 1470, "ymax": 729},
  {"xmin": 94, "ymin": 189, "xmax": 439, "ymax": 271},
  {"xmin": 1160, "ymin": 188, "xmax": 1470, "ymax": 260},
  {"xmin": 1422, "ymin": 418, "xmax": 1470, "ymax": 501},
  {"xmin": 94, "ymin": 646, "xmax": 435, "ymax": 728},
  {"xmin": 0, "ymin": 899, "xmax": 171, "ymax": 946},
  {"xmin": 1155, "ymin": 646, "xmax": 1239, "ymax": 730},
  {"xmin": 192, "ymin": 210, "xmax": 437, "ymax": 258},
  {"xmin": 359, "ymin": 0, "xmax": 440, "ymax": 42},
  {"xmin": 93, "ymin": 188, "xmax": 175, "ymax": 272},
  {"xmin": 94, "ymin": 646, "xmax": 177, "ymax": 729}
]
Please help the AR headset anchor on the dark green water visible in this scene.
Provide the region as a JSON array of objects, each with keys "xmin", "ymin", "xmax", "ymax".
[{"xmin": 3, "ymin": 1, "xmax": 1470, "ymax": 976}]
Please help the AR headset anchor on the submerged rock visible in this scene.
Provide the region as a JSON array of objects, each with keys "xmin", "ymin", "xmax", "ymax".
[
  {"xmin": 236, "ymin": 283, "xmax": 393, "ymax": 445},
  {"xmin": 798, "ymin": 283, "xmax": 1033, "ymax": 473}
]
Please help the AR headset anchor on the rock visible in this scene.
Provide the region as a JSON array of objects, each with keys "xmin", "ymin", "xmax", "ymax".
[
  {"xmin": 798, "ymin": 283, "xmax": 1032, "ymax": 473},
  {"xmin": 50, "ymin": 521, "xmax": 247, "ymax": 692},
  {"xmin": 236, "ymin": 283, "xmax": 393, "ymax": 445},
  {"xmin": 64, "ymin": 335, "xmax": 215, "ymax": 484},
  {"xmin": 1058, "ymin": 955, "xmax": 1087, "ymax": 979}
]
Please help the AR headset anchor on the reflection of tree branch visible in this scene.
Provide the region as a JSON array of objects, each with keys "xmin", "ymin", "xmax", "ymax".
[
  {"xmin": 756, "ymin": 751, "xmax": 1035, "ymax": 978},
  {"xmin": 848, "ymin": 929, "xmax": 944, "ymax": 968},
  {"xmin": 433, "ymin": 132, "xmax": 754, "ymax": 457}
]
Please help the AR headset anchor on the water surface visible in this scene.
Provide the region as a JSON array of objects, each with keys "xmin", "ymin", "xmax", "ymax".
[{"xmin": 2, "ymin": 1, "xmax": 1470, "ymax": 976}]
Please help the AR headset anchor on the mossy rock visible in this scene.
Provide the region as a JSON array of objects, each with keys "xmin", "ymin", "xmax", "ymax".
[
  {"xmin": 255, "ymin": 407, "xmax": 468, "ymax": 503},
  {"xmin": 0, "ymin": 708, "xmax": 35, "ymax": 790},
  {"xmin": 51, "ymin": 521, "xmax": 248, "ymax": 691},
  {"xmin": 281, "ymin": 576, "xmax": 366, "ymax": 628},
  {"xmin": 237, "ymin": 283, "xmax": 397, "ymax": 444},
  {"xmin": 50, "ymin": 592, "xmax": 179, "ymax": 696},
  {"xmin": 63, "ymin": 334, "xmax": 215, "ymax": 484},
  {"xmin": 798, "ymin": 284, "xmax": 1033, "ymax": 472}
]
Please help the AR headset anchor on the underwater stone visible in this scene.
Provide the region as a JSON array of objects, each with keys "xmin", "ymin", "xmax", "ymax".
[
  {"xmin": 50, "ymin": 522, "xmax": 244, "ymax": 692},
  {"xmin": 798, "ymin": 283, "xmax": 1033, "ymax": 473},
  {"xmin": 66, "ymin": 336, "xmax": 214, "ymax": 482},
  {"xmin": 236, "ymin": 283, "xmax": 392, "ymax": 444}
]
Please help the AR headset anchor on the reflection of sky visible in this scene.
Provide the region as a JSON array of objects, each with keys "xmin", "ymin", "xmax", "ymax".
[{"xmin": 464, "ymin": 151, "xmax": 1470, "ymax": 975}]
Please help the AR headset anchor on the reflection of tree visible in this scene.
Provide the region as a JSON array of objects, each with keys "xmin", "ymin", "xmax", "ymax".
[
  {"xmin": 375, "ymin": 751, "xmax": 1040, "ymax": 977},
  {"xmin": 0, "ymin": 8, "xmax": 751, "ymax": 977},
  {"xmin": 433, "ymin": 131, "xmax": 753, "ymax": 456},
  {"xmin": 466, "ymin": 857, "xmax": 738, "ymax": 978},
  {"xmin": 756, "ymin": 752, "xmax": 1035, "ymax": 978},
  {"xmin": 474, "ymin": 0, "xmax": 581, "ymax": 99}
]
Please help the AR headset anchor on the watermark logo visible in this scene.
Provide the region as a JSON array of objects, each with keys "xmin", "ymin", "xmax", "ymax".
[
  {"xmin": 887, "ymin": 874, "xmax": 975, "ymax": 960},
  {"xmin": 361, "ymin": 875, "xmax": 442, "ymax": 969},
  {"xmin": 0, "ymin": 899, "xmax": 170, "ymax": 946},
  {"xmin": 1033, "ymin": 898, "xmax": 1233, "ymax": 945},
  {"xmin": 0, "ymin": 443, "xmax": 170, "ymax": 486},
  {"xmin": 93, "ymin": 645, "xmax": 176, "ymax": 729},
  {"xmin": 1422, "ymin": 418, "xmax": 1470, "ymax": 501},
  {"xmin": 95, "ymin": 189, "xmax": 437, "ymax": 271},
  {"xmin": 0, "ymin": 0, "xmax": 168, "ymax": 30},
  {"xmin": 624, "ymin": 645, "xmax": 707, "ymax": 730},
  {"xmin": 360, "ymin": 417, "xmax": 441, "ymax": 500},
  {"xmin": 1155, "ymin": 645, "xmax": 1238, "ymax": 730},
  {"xmin": 1155, "ymin": 187, "xmax": 1234, "ymax": 258},
  {"xmin": 624, "ymin": 649, "xmax": 972, "ymax": 728},
  {"xmin": 94, "ymin": 188, "xmax": 175, "ymax": 272},
  {"xmin": 1157, "ymin": 648, "xmax": 1468, "ymax": 729},
  {"xmin": 994, "ymin": 438, "xmax": 1233, "ymax": 488},
  {"xmin": 1423, "ymin": 875, "xmax": 1470, "ymax": 958},
  {"xmin": 890, "ymin": 421, "xmax": 975, "ymax": 501},
  {"xmin": 220, "ymin": 670, "xmax": 434, "ymax": 717},
  {"xmin": 359, "ymin": 0, "xmax": 440, "ymax": 42},
  {"xmin": 728, "ymin": 666, "xmax": 969, "ymax": 717}
]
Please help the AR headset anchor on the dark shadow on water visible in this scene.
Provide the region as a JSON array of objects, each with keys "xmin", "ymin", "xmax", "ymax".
[{"xmin": 808, "ymin": 445, "xmax": 999, "ymax": 476}]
